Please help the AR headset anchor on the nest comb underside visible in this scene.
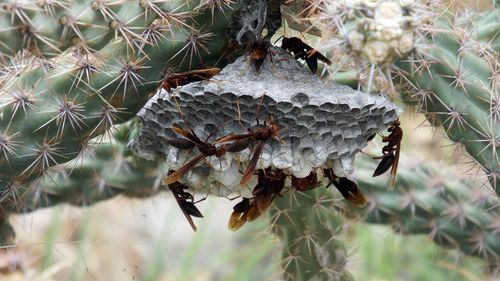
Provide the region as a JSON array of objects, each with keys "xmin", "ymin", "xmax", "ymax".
[{"xmin": 130, "ymin": 47, "xmax": 401, "ymax": 197}]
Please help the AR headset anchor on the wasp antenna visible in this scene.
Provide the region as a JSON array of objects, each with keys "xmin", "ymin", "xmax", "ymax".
[{"xmin": 273, "ymin": 35, "xmax": 284, "ymax": 45}]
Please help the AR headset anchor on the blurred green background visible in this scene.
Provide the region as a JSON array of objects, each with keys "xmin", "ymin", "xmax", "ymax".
[{"xmin": 7, "ymin": 195, "xmax": 489, "ymax": 281}]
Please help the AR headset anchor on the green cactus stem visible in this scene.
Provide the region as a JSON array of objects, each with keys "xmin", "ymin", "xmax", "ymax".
[
  {"xmin": 268, "ymin": 155, "xmax": 500, "ymax": 279},
  {"xmin": 342, "ymin": 156, "xmax": 500, "ymax": 269},
  {"xmin": 0, "ymin": 120, "xmax": 166, "ymax": 217},
  {"xmin": 396, "ymin": 9, "xmax": 500, "ymax": 193},
  {"xmin": 0, "ymin": 0, "xmax": 235, "ymax": 59},
  {"xmin": 270, "ymin": 190, "xmax": 353, "ymax": 281},
  {"xmin": 0, "ymin": 0, "xmax": 241, "ymax": 190}
]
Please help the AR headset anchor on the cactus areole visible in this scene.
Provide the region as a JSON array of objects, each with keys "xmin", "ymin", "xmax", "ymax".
[{"xmin": 131, "ymin": 47, "xmax": 401, "ymax": 198}]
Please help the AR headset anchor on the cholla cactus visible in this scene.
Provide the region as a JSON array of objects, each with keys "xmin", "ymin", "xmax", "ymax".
[
  {"xmin": 282, "ymin": 0, "xmax": 434, "ymax": 93},
  {"xmin": 1, "ymin": 0, "xmax": 499, "ymax": 280},
  {"xmin": 271, "ymin": 190, "xmax": 353, "ymax": 281},
  {"xmin": 396, "ymin": 10, "xmax": 500, "ymax": 192},
  {"xmin": 0, "ymin": 120, "xmax": 166, "ymax": 215},
  {"xmin": 349, "ymin": 156, "xmax": 500, "ymax": 268},
  {"xmin": 285, "ymin": 1, "xmax": 499, "ymax": 192},
  {"xmin": 269, "ymin": 155, "xmax": 500, "ymax": 280},
  {"xmin": 0, "ymin": 0, "xmax": 242, "ymax": 191},
  {"xmin": 0, "ymin": 0, "xmax": 234, "ymax": 58}
]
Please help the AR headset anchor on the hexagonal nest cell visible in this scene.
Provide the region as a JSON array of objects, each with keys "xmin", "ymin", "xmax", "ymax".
[{"xmin": 130, "ymin": 47, "xmax": 401, "ymax": 197}]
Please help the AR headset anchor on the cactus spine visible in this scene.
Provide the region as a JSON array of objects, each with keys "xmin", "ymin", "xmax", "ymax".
[
  {"xmin": 4, "ymin": 121, "xmax": 499, "ymax": 275},
  {"xmin": 396, "ymin": 9, "xmax": 500, "ymax": 192},
  {"xmin": 270, "ymin": 190, "xmax": 353, "ymax": 281},
  {"xmin": 0, "ymin": 1, "xmax": 240, "ymax": 190},
  {"xmin": 348, "ymin": 156, "xmax": 500, "ymax": 269},
  {"xmin": 299, "ymin": 1, "xmax": 500, "ymax": 193}
]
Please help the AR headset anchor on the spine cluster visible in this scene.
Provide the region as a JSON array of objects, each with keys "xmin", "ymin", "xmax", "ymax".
[{"xmin": 0, "ymin": 0, "xmax": 238, "ymax": 191}]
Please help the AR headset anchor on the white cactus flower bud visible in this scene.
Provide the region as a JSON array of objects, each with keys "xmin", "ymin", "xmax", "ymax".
[
  {"xmin": 397, "ymin": 32, "xmax": 415, "ymax": 54},
  {"xmin": 347, "ymin": 29, "xmax": 366, "ymax": 51},
  {"xmin": 364, "ymin": 40, "xmax": 390, "ymax": 63},
  {"xmin": 375, "ymin": 1, "xmax": 403, "ymax": 23}
]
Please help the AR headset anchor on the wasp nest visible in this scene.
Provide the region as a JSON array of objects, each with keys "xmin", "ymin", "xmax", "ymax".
[{"xmin": 130, "ymin": 47, "xmax": 401, "ymax": 197}]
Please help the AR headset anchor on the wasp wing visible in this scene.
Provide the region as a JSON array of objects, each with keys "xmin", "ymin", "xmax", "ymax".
[
  {"xmin": 240, "ymin": 142, "xmax": 265, "ymax": 186},
  {"xmin": 372, "ymin": 153, "xmax": 395, "ymax": 177},
  {"xmin": 165, "ymin": 154, "xmax": 205, "ymax": 185}
]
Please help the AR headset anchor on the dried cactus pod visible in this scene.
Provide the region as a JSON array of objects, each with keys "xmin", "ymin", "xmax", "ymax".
[{"xmin": 130, "ymin": 47, "xmax": 401, "ymax": 197}]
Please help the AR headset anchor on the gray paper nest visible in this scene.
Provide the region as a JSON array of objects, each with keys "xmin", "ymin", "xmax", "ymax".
[{"xmin": 130, "ymin": 47, "xmax": 401, "ymax": 197}]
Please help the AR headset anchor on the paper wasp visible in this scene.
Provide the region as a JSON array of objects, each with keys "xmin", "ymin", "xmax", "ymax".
[
  {"xmin": 215, "ymin": 119, "xmax": 283, "ymax": 186},
  {"xmin": 249, "ymin": 39, "xmax": 272, "ymax": 72},
  {"xmin": 228, "ymin": 169, "xmax": 287, "ymax": 231},
  {"xmin": 252, "ymin": 169, "xmax": 287, "ymax": 213},
  {"xmin": 165, "ymin": 172, "xmax": 204, "ymax": 232},
  {"xmin": 215, "ymin": 95, "xmax": 284, "ymax": 186},
  {"xmin": 323, "ymin": 168, "xmax": 367, "ymax": 207},
  {"xmin": 291, "ymin": 171, "xmax": 321, "ymax": 192},
  {"xmin": 164, "ymin": 125, "xmax": 249, "ymax": 185},
  {"xmin": 372, "ymin": 119, "xmax": 403, "ymax": 189},
  {"xmin": 280, "ymin": 36, "xmax": 332, "ymax": 74},
  {"xmin": 228, "ymin": 198, "xmax": 260, "ymax": 231},
  {"xmin": 161, "ymin": 68, "xmax": 220, "ymax": 91}
]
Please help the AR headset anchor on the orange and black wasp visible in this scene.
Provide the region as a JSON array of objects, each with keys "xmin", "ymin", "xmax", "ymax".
[
  {"xmin": 166, "ymin": 172, "xmax": 204, "ymax": 232},
  {"xmin": 229, "ymin": 169, "xmax": 287, "ymax": 231},
  {"xmin": 161, "ymin": 68, "xmax": 220, "ymax": 91},
  {"xmin": 215, "ymin": 119, "xmax": 283, "ymax": 186},
  {"xmin": 252, "ymin": 169, "xmax": 287, "ymax": 212},
  {"xmin": 249, "ymin": 39, "xmax": 272, "ymax": 72},
  {"xmin": 323, "ymin": 168, "xmax": 367, "ymax": 207},
  {"xmin": 228, "ymin": 197, "xmax": 260, "ymax": 231},
  {"xmin": 164, "ymin": 125, "xmax": 250, "ymax": 185},
  {"xmin": 291, "ymin": 171, "xmax": 321, "ymax": 192},
  {"xmin": 372, "ymin": 119, "xmax": 403, "ymax": 189},
  {"xmin": 280, "ymin": 36, "xmax": 332, "ymax": 74}
]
